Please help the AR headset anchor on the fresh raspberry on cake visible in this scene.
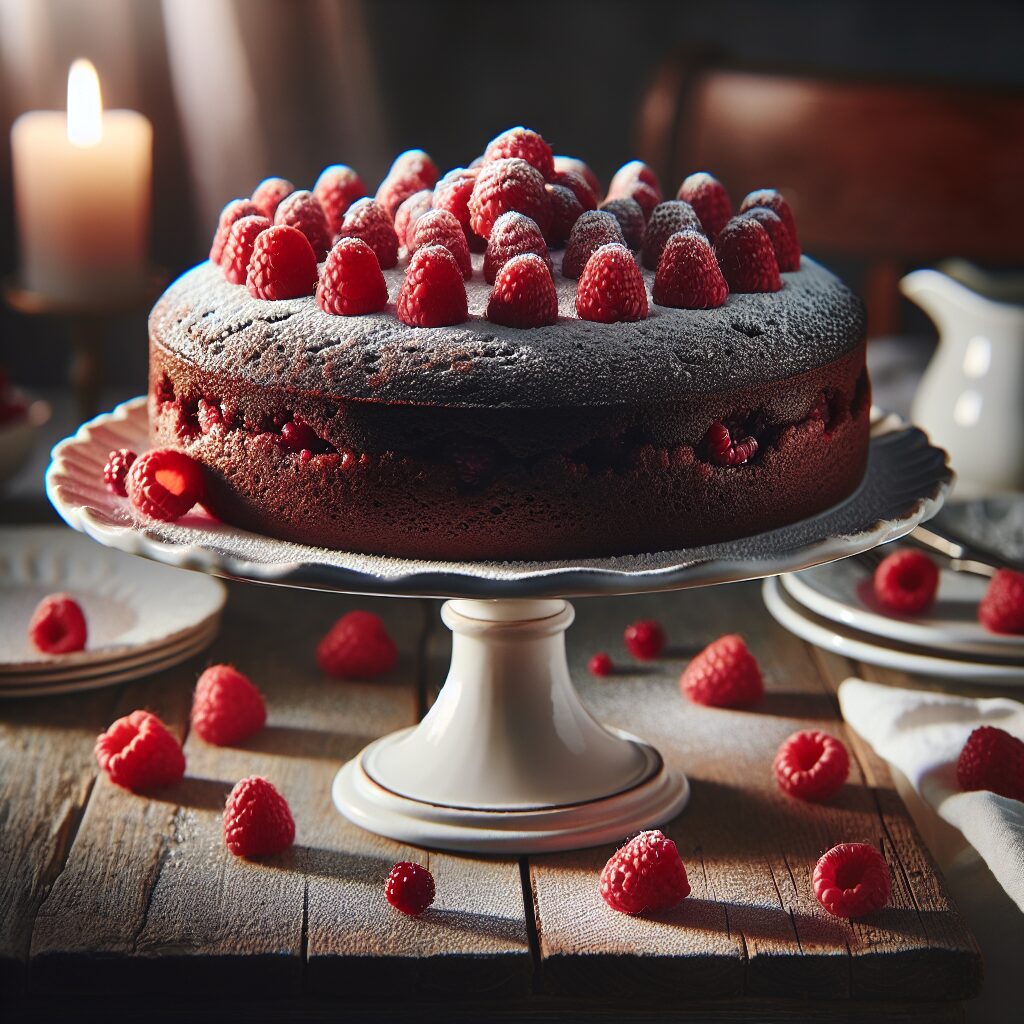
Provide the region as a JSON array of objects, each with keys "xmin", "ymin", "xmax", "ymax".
[
  {"xmin": 29, "ymin": 593, "xmax": 87, "ymax": 654},
  {"xmin": 588, "ymin": 651, "xmax": 614, "ymax": 677},
  {"xmin": 653, "ymin": 230, "xmax": 728, "ymax": 309},
  {"xmin": 704, "ymin": 421, "xmax": 758, "ymax": 466},
  {"xmin": 543, "ymin": 185, "xmax": 584, "ymax": 248},
  {"xmin": 872, "ymin": 549, "xmax": 939, "ymax": 615},
  {"xmin": 317, "ymin": 237, "xmax": 389, "ymax": 316},
  {"xmin": 317, "ymin": 610, "xmax": 399, "ymax": 679},
  {"xmin": 387, "ymin": 149, "xmax": 440, "ymax": 191},
  {"xmin": 624, "ymin": 620, "xmax": 666, "ymax": 660},
  {"xmin": 127, "ymin": 448, "xmax": 205, "ymax": 522},
  {"xmin": 486, "ymin": 253, "xmax": 558, "ymax": 328},
  {"xmin": 813, "ymin": 843, "xmax": 891, "ymax": 918},
  {"xmin": 677, "ymin": 172, "xmax": 733, "ymax": 239},
  {"xmin": 394, "ymin": 189, "xmax": 433, "ymax": 250},
  {"xmin": 385, "ymin": 861, "xmax": 435, "ymax": 916},
  {"xmin": 469, "ymin": 158, "xmax": 549, "ymax": 240},
  {"xmin": 221, "ymin": 214, "xmax": 271, "ymax": 285},
  {"xmin": 576, "ymin": 243, "xmax": 648, "ymax": 323},
  {"xmin": 433, "ymin": 167, "xmax": 481, "ymax": 247},
  {"xmin": 608, "ymin": 160, "xmax": 662, "ymax": 204},
  {"xmin": 956, "ymin": 725, "xmax": 1024, "ymax": 800},
  {"xmin": 740, "ymin": 206, "xmax": 800, "ymax": 273},
  {"xmin": 774, "ymin": 730, "xmax": 850, "ymax": 801},
  {"xmin": 599, "ymin": 197, "xmax": 646, "ymax": 250},
  {"xmin": 680, "ymin": 634, "xmax": 763, "ymax": 707},
  {"xmin": 408, "ymin": 209, "xmax": 472, "ymax": 279},
  {"xmin": 396, "ymin": 245, "xmax": 468, "ymax": 328},
  {"xmin": 483, "ymin": 126, "xmax": 554, "ymax": 180},
  {"xmin": 223, "ymin": 776, "xmax": 295, "ymax": 858},
  {"xmin": 600, "ymin": 829, "xmax": 691, "ymax": 914},
  {"xmin": 103, "ymin": 448, "xmax": 137, "ymax": 496},
  {"xmin": 715, "ymin": 217, "xmax": 782, "ymax": 293},
  {"xmin": 553, "ymin": 154, "xmax": 601, "ymax": 198},
  {"xmin": 274, "ymin": 189, "xmax": 332, "ymax": 259},
  {"xmin": 338, "ymin": 198, "xmax": 399, "ymax": 269},
  {"xmin": 246, "ymin": 224, "xmax": 319, "ymax": 300},
  {"xmin": 550, "ymin": 169, "xmax": 596, "ymax": 211},
  {"xmin": 313, "ymin": 163, "xmax": 367, "ymax": 234},
  {"xmin": 978, "ymin": 569, "xmax": 1024, "ymax": 635},
  {"xmin": 740, "ymin": 188, "xmax": 800, "ymax": 255},
  {"xmin": 95, "ymin": 710, "xmax": 185, "ymax": 791},
  {"xmin": 192, "ymin": 664, "xmax": 267, "ymax": 746},
  {"xmin": 641, "ymin": 200, "xmax": 704, "ymax": 270},
  {"xmin": 562, "ymin": 210, "xmax": 626, "ymax": 279},
  {"xmin": 251, "ymin": 176, "xmax": 294, "ymax": 220},
  {"xmin": 483, "ymin": 212, "xmax": 552, "ymax": 284},
  {"xmin": 210, "ymin": 198, "xmax": 261, "ymax": 264}
]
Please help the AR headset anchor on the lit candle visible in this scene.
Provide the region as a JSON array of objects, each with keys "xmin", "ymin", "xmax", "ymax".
[{"xmin": 11, "ymin": 59, "xmax": 152, "ymax": 303}]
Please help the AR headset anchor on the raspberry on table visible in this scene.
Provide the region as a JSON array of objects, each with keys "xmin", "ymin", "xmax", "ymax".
[
  {"xmin": 339, "ymin": 198, "xmax": 399, "ymax": 270},
  {"xmin": 313, "ymin": 163, "xmax": 367, "ymax": 234},
  {"xmin": 599, "ymin": 197, "xmax": 646, "ymax": 251},
  {"xmin": 677, "ymin": 172, "xmax": 733, "ymax": 239},
  {"xmin": 103, "ymin": 448, "xmax": 137, "ymax": 497},
  {"xmin": 210, "ymin": 198, "xmax": 261, "ymax": 264},
  {"xmin": 246, "ymin": 224, "xmax": 319, "ymax": 300},
  {"xmin": 588, "ymin": 652, "xmax": 614, "ymax": 677},
  {"xmin": 29, "ymin": 593, "xmax": 87, "ymax": 654},
  {"xmin": 486, "ymin": 253, "xmax": 558, "ymax": 329},
  {"xmin": 553, "ymin": 154, "xmax": 601, "ymax": 198},
  {"xmin": 396, "ymin": 245, "xmax": 468, "ymax": 328},
  {"xmin": 221, "ymin": 214, "xmax": 271, "ymax": 285},
  {"xmin": 575, "ymin": 243, "xmax": 648, "ymax": 324},
  {"xmin": 740, "ymin": 206, "xmax": 800, "ymax": 272},
  {"xmin": 813, "ymin": 842, "xmax": 891, "ymax": 918},
  {"xmin": 469, "ymin": 158, "xmax": 549, "ymax": 240},
  {"xmin": 191, "ymin": 664, "xmax": 267, "ymax": 746},
  {"xmin": 680, "ymin": 634, "xmax": 764, "ymax": 708},
  {"xmin": 127, "ymin": 448, "xmax": 205, "ymax": 522},
  {"xmin": 978, "ymin": 569, "xmax": 1024, "ymax": 635},
  {"xmin": 251, "ymin": 176, "xmax": 294, "ymax": 220},
  {"xmin": 956, "ymin": 725, "xmax": 1024, "ymax": 801},
  {"xmin": 385, "ymin": 861, "xmax": 436, "ymax": 916},
  {"xmin": 739, "ymin": 188, "xmax": 800, "ymax": 256},
  {"xmin": 408, "ymin": 209, "xmax": 473, "ymax": 280},
  {"xmin": 317, "ymin": 610, "xmax": 399, "ymax": 679},
  {"xmin": 704, "ymin": 422, "xmax": 758, "ymax": 467},
  {"xmin": 600, "ymin": 829, "xmax": 691, "ymax": 914},
  {"xmin": 544, "ymin": 185, "xmax": 585, "ymax": 249},
  {"xmin": 642, "ymin": 200, "xmax": 703, "ymax": 270},
  {"xmin": 562, "ymin": 210, "xmax": 626, "ymax": 279},
  {"xmin": 483, "ymin": 126, "xmax": 554, "ymax": 180},
  {"xmin": 394, "ymin": 189, "xmax": 433, "ymax": 250},
  {"xmin": 774, "ymin": 730, "xmax": 850, "ymax": 801},
  {"xmin": 715, "ymin": 216, "xmax": 782, "ymax": 293},
  {"xmin": 223, "ymin": 776, "xmax": 295, "ymax": 858},
  {"xmin": 274, "ymin": 190, "xmax": 332, "ymax": 259},
  {"xmin": 624, "ymin": 620, "xmax": 666, "ymax": 660},
  {"xmin": 95, "ymin": 710, "xmax": 185, "ymax": 791},
  {"xmin": 653, "ymin": 230, "xmax": 728, "ymax": 310},
  {"xmin": 484, "ymin": 212, "xmax": 552, "ymax": 284},
  {"xmin": 317, "ymin": 237, "xmax": 389, "ymax": 317},
  {"xmin": 872, "ymin": 549, "xmax": 940, "ymax": 615}
]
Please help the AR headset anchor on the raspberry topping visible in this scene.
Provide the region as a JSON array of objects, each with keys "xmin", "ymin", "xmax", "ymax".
[
  {"xmin": 483, "ymin": 126, "xmax": 554, "ymax": 180},
  {"xmin": 739, "ymin": 188, "xmax": 800, "ymax": 255},
  {"xmin": 95, "ymin": 710, "xmax": 185, "ymax": 791},
  {"xmin": 599, "ymin": 197, "xmax": 646, "ymax": 250},
  {"xmin": 469, "ymin": 158, "xmax": 549, "ymax": 240},
  {"xmin": 103, "ymin": 448, "xmax": 137, "ymax": 497},
  {"xmin": 210, "ymin": 199, "xmax": 261, "ymax": 264},
  {"xmin": 978, "ymin": 569, "xmax": 1024, "ymax": 635},
  {"xmin": 641, "ymin": 200, "xmax": 703, "ymax": 270},
  {"xmin": 553, "ymin": 155, "xmax": 601, "ymax": 198},
  {"xmin": 408, "ymin": 208, "xmax": 473, "ymax": 280},
  {"xmin": 127, "ymin": 448, "xmax": 205, "ymax": 522},
  {"xmin": 715, "ymin": 216, "xmax": 782, "ymax": 293},
  {"xmin": 956, "ymin": 725, "xmax": 1024, "ymax": 800},
  {"xmin": 624, "ymin": 620, "xmax": 666, "ymax": 660},
  {"xmin": 223, "ymin": 776, "xmax": 295, "ymax": 858},
  {"xmin": 376, "ymin": 175, "xmax": 425, "ymax": 222},
  {"xmin": 246, "ymin": 224, "xmax": 318, "ymax": 300},
  {"xmin": 677, "ymin": 172, "xmax": 733, "ymax": 239},
  {"xmin": 625, "ymin": 181, "xmax": 660, "ymax": 221},
  {"xmin": 543, "ymin": 184, "xmax": 584, "ymax": 249},
  {"xmin": 486, "ymin": 252, "xmax": 558, "ymax": 329},
  {"xmin": 387, "ymin": 149, "xmax": 440, "ymax": 191},
  {"xmin": 220, "ymin": 214, "xmax": 270, "ymax": 285},
  {"xmin": 396, "ymin": 245, "xmax": 469, "ymax": 328},
  {"xmin": 600, "ymin": 829, "xmax": 691, "ymax": 915},
  {"xmin": 774, "ymin": 730, "xmax": 850, "ymax": 801},
  {"xmin": 483, "ymin": 212, "xmax": 552, "ymax": 284},
  {"xmin": 608, "ymin": 160, "xmax": 662, "ymax": 204},
  {"xmin": 385, "ymin": 861, "xmax": 436, "ymax": 916},
  {"xmin": 339, "ymin": 198, "xmax": 399, "ymax": 270},
  {"xmin": 280, "ymin": 418, "xmax": 333, "ymax": 455},
  {"xmin": 575, "ymin": 243, "xmax": 648, "ymax": 323},
  {"xmin": 740, "ymin": 206, "xmax": 800, "ymax": 273},
  {"xmin": 813, "ymin": 843, "xmax": 891, "ymax": 918},
  {"xmin": 29, "ymin": 593, "xmax": 87, "ymax": 654},
  {"xmin": 433, "ymin": 167, "xmax": 482, "ymax": 247},
  {"xmin": 317, "ymin": 237, "xmax": 389, "ymax": 316},
  {"xmin": 653, "ymin": 230, "xmax": 728, "ymax": 309},
  {"xmin": 274, "ymin": 189, "xmax": 332, "ymax": 259},
  {"xmin": 588, "ymin": 651, "xmax": 614, "ymax": 677},
  {"xmin": 562, "ymin": 210, "xmax": 626, "ymax": 279},
  {"xmin": 313, "ymin": 164, "xmax": 367, "ymax": 234},
  {"xmin": 192, "ymin": 664, "xmax": 267, "ymax": 746},
  {"xmin": 704, "ymin": 422, "xmax": 758, "ymax": 466},
  {"xmin": 394, "ymin": 189, "xmax": 433, "ymax": 250},
  {"xmin": 680, "ymin": 634, "xmax": 764, "ymax": 708},
  {"xmin": 872, "ymin": 549, "xmax": 940, "ymax": 615},
  {"xmin": 251, "ymin": 177, "xmax": 294, "ymax": 220},
  {"xmin": 550, "ymin": 169, "xmax": 596, "ymax": 211},
  {"xmin": 317, "ymin": 610, "xmax": 399, "ymax": 679}
]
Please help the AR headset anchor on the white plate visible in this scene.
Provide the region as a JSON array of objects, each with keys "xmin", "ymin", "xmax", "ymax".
[
  {"xmin": 0, "ymin": 525, "xmax": 226, "ymax": 671},
  {"xmin": 763, "ymin": 577, "xmax": 1024, "ymax": 684}
]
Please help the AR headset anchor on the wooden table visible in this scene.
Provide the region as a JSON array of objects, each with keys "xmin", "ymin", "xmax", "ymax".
[{"xmin": 0, "ymin": 572, "xmax": 982, "ymax": 1022}]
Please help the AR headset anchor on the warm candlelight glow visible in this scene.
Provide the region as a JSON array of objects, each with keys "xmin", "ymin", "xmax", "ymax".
[{"xmin": 67, "ymin": 59, "xmax": 102, "ymax": 148}]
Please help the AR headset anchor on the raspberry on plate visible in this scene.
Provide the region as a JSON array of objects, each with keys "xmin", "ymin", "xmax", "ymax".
[
  {"xmin": 223, "ymin": 776, "xmax": 295, "ymax": 858},
  {"xmin": 313, "ymin": 163, "xmax": 367, "ymax": 234},
  {"xmin": 813, "ymin": 842, "xmax": 891, "ymax": 918},
  {"xmin": 221, "ymin": 214, "xmax": 270, "ymax": 285},
  {"xmin": 339, "ymin": 198, "xmax": 399, "ymax": 270},
  {"xmin": 251, "ymin": 176, "xmax": 294, "ymax": 221},
  {"xmin": 774, "ymin": 730, "xmax": 850, "ymax": 801},
  {"xmin": 624, "ymin": 620, "xmax": 666, "ymax": 660},
  {"xmin": 641, "ymin": 201, "xmax": 703, "ymax": 270},
  {"xmin": 599, "ymin": 197, "xmax": 646, "ymax": 250},
  {"xmin": 127, "ymin": 448, "xmax": 205, "ymax": 522},
  {"xmin": 872, "ymin": 549, "xmax": 940, "ymax": 615},
  {"xmin": 680, "ymin": 634, "xmax": 763, "ymax": 708},
  {"xmin": 408, "ymin": 209, "xmax": 473, "ymax": 279},
  {"xmin": 246, "ymin": 224, "xmax": 319, "ymax": 300},
  {"xmin": 653, "ymin": 230, "xmax": 728, "ymax": 310},
  {"xmin": 210, "ymin": 198, "xmax": 261, "ymax": 264},
  {"xmin": 103, "ymin": 448, "xmax": 137, "ymax": 497},
  {"xmin": 274, "ymin": 190, "xmax": 332, "ymax": 259},
  {"xmin": 575, "ymin": 243, "xmax": 648, "ymax": 324},
  {"xmin": 317, "ymin": 610, "xmax": 399, "ymax": 679},
  {"xmin": 484, "ymin": 126, "xmax": 554, "ymax": 180},
  {"xmin": 486, "ymin": 253, "xmax": 558, "ymax": 329},
  {"xmin": 317, "ymin": 237, "xmax": 389, "ymax": 317},
  {"xmin": 394, "ymin": 189, "xmax": 433, "ymax": 250},
  {"xmin": 543, "ymin": 185, "xmax": 584, "ymax": 249},
  {"xmin": 385, "ymin": 861, "xmax": 436, "ymax": 916},
  {"xmin": 956, "ymin": 725, "xmax": 1024, "ymax": 801},
  {"xmin": 739, "ymin": 188, "xmax": 800, "ymax": 255},
  {"xmin": 561, "ymin": 210, "xmax": 626, "ymax": 279},
  {"xmin": 484, "ymin": 212, "xmax": 552, "ymax": 284},
  {"xmin": 396, "ymin": 245, "xmax": 468, "ymax": 328},
  {"xmin": 704, "ymin": 421, "xmax": 758, "ymax": 467},
  {"xmin": 677, "ymin": 172, "xmax": 733, "ymax": 239},
  {"xmin": 715, "ymin": 216, "xmax": 782, "ymax": 293},
  {"xmin": 600, "ymin": 829, "xmax": 691, "ymax": 914},
  {"xmin": 978, "ymin": 569, "xmax": 1024, "ymax": 635},
  {"xmin": 28, "ymin": 593, "xmax": 87, "ymax": 654},
  {"xmin": 740, "ymin": 206, "xmax": 800, "ymax": 272},
  {"xmin": 191, "ymin": 664, "xmax": 267, "ymax": 746},
  {"xmin": 95, "ymin": 710, "xmax": 185, "ymax": 791},
  {"xmin": 469, "ymin": 157, "xmax": 549, "ymax": 240},
  {"xmin": 588, "ymin": 651, "xmax": 614, "ymax": 677}
]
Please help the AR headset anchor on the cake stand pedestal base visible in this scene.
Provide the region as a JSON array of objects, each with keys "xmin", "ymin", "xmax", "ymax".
[{"xmin": 332, "ymin": 598, "xmax": 689, "ymax": 853}]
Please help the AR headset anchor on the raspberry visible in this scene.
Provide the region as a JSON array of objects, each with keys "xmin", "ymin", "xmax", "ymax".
[
  {"xmin": 872, "ymin": 549, "xmax": 940, "ymax": 615},
  {"xmin": 387, "ymin": 149, "xmax": 440, "ymax": 191},
  {"xmin": 704, "ymin": 422, "xmax": 758, "ymax": 467},
  {"xmin": 29, "ymin": 593, "xmax": 87, "ymax": 654},
  {"xmin": 376, "ymin": 174, "xmax": 425, "ymax": 223},
  {"xmin": 220, "ymin": 214, "xmax": 270, "ymax": 285},
  {"xmin": 394, "ymin": 189, "xmax": 433, "ymax": 250},
  {"xmin": 280, "ymin": 419, "xmax": 331, "ymax": 455},
  {"xmin": 408, "ymin": 208, "xmax": 472, "ymax": 280},
  {"xmin": 680, "ymin": 634, "xmax": 763, "ymax": 708},
  {"xmin": 251, "ymin": 177, "xmax": 294, "ymax": 220},
  {"xmin": 600, "ymin": 829, "xmax": 691, "ymax": 914},
  {"xmin": 553, "ymin": 154, "xmax": 601, "ymax": 198},
  {"xmin": 210, "ymin": 199, "xmax": 261, "ymax": 264},
  {"xmin": 396, "ymin": 245, "xmax": 468, "ymax": 328},
  {"xmin": 588, "ymin": 651, "xmax": 614, "ymax": 677},
  {"xmin": 599, "ymin": 197, "xmax": 645, "ymax": 250},
  {"xmin": 978, "ymin": 569, "xmax": 1024, "ymax": 635},
  {"xmin": 956, "ymin": 725, "xmax": 1024, "ymax": 800},
  {"xmin": 774, "ymin": 730, "xmax": 850, "ymax": 801},
  {"xmin": 103, "ymin": 448, "xmax": 137, "ymax": 496},
  {"xmin": 95, "ymin": 710, "xmax": 185, "ymax": 791},
  {"xmin": 192, "ymin": 664, "xmax": 267, "ymax": 746},
  {"xmin": 317, "ymin": 237, "xmax": 389, "ymax": 316},
  {"xmin": 486, "ymin": 253, "xmax": 558, "ymax": 329},
  {"xmin": 433, "ymin": 167, "xmax": 482, "ymax": 247},
  {"xmin": 813, "ymin": 843, "xmax": 891, "ymax": 918},
  {"xmin": 677, "ymin": 172, "xmax": 733, "ymax": 239},
  {"xmin": 715, "ymin": 216, "xmax": 781, "ymax": 293},
  {"xmin": 469, "ymin": 158, "xmax": 549, "ymax": 240},
  {"xmin": 739, "ymin": 188, "xmax": 800, "ymax": 255},
  {"xmin": 483, "ymin": 126, "xmax": 554, "ymax": 180},
  {"xmin": 127, "ymin": 448, "xmax": 205, "ymax": 522},
  {"xmin": 339, "ymin": 198, "xmax": 399, "ymax": 270},
  {"xmin": 653, "ymin": 230, "xmax": 728, "ymax": 309},
  {"xmin": 626, "ymin": 181, "xmax": 660, "ymax": 221},
  {"xmin": 317, "ymin": 610, "xmax": 399, "ymax": 679},
  {"xmin": 641, "ymin": 200, "xmax": 704, "ymax": 270},
  {"xmin": 562, "ymin": 210, "xmax": 626, "ymax": 279},
  {"xmin": 385, "ymin": 861, "xmax": 435, "ymax": 916},
  {"xmin": 624, "ymin": 620, "xmax": 666, "ymax": 660},
  {"xmin": 483, "ymin": 212, "xmax": 552, "ymax": 284},
  {"xmin": 274, "ymin": 189, "xmax": 332, "ymax": 259},
  {"xmin": 740, "ymin": 206, "xmax": 800, "ymax": 273},
  {"xmin": 543, "ymin": 184, "xmax": 584, "ymax": 249},
  {"xmin": 246, "ymin": 224, "xmax": 318, "ymax": 300},
  {"xmin": 550, "ymin": 169, "xmax": 596, "ymax": 211},
  {"xmin": 576, "ymin": 243, "xmax": 648, "ymax": 324},
  {"xmin": 223, "ymin": 776, "xmax": 295, "ymax": 858},
  {"xmin": 608, "ymin": 160, "xmax": 662, "ymax": 204},
  {"xmin": 313, "ymin": 163, "xmax": 367, "ymax": 233}
]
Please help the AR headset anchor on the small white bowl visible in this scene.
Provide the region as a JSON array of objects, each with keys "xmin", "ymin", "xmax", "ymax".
[{"xmin": 0, "ymin": 394, "xmax": 52, "ymax": 484}]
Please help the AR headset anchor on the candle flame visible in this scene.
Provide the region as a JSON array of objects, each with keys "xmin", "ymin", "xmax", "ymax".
[{"xmin": 67, "ymin": 59, "xmax": 102, "ymax": 147}]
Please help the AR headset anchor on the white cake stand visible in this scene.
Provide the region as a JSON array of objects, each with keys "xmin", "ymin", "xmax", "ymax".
[{"xmin": 47, "ymin": 399, "xmax": 951, "ymax": 853}]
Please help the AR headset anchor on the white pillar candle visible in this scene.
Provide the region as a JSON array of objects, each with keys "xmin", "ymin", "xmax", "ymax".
[{"xmin": 11, "ymin": 59, "xmax": 152, "ymax": 304}]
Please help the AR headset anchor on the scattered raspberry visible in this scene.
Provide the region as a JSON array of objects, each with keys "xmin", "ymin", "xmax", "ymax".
[
  {"xmin": 394, "ymin": 189, "xmax": 433, "ymax": 250},
  {"xmin": 396, "ymin": 245, "xmax": 468, "ymax": 328},
  {"xmin": 317, "ymin": 610, "xmax": 399, "ymax": 679},
  {"xmin": 220, "ymin": 214, "xmax": 270, "ymax": 285},
  {"xmin": 576, "ymin": 243, "xmax": 648, "ymax": 323},
  {"xmin": 704, "ymin": 422, "xmax": 758, "ymax": 467},
  {"xmin": 553, "ymin": 154, "xmax": 601, "ymax": 198},
  {"xmin": 103, "ymin": 448, "xmax": 138, "ymax": 497},
  {"xmin": 127, "ymin": 448, "xmax": 205, "ymax": 522},
  {"xmin": 739, "ymin": 188, "xmax": 800, "ymax": 256},
  {"xmin": 715, "ymin": 216, "xmax": 781, "ymax": 293},
  {"xmin": 813, "ymin": 843, "xmax": 891, "ymax": 918},
  {"xmin": 469, "ymin": 158, "xmax": 549, "ymax": 240},
  {"xmin": 624, "ymin": 620, "xmax": 666, "ymax": 660},
  {"xmin": 483, "ymin": 126, "xmax": 554, "ymax": 180},
  {"xmin": 486, "ymin": 252, "xmax": 558, "ymax": 329},
  {"xmin": 600, "ymin": 829, "xmax": 691, "ymax": 915},
  {"xmin": 387, "ymin": 149, "xmax": 440, "ymax": 191},
  {"xmin": 274, "ymin": 189, "xmax": 332, "ymax": 259},
  {"xmin": 246, "ymin": 224, "xmax": 318, "ymax": 300},
  {"xmin": 483, "ymin": 212, "xmax": 552, "ymax": 284},
  {"xmin": 385, "ymin": 861, "xmax": 435, "ymax": 916},
  {"xmin": 680, "ymin": 634, "xmax": 763, "ymax": 708},
  {"xmin": 543, "ymin": 184, "xmax": 584, "ymax": 248},
  {"xmin": 251, "ymin": 177, "xmax": 294, "ymax": 220},
  {"xmin": 588, "ymin": 651, "xmax": 614, "ymax": 677},
  {"xmin": 641, "ymin": 200, "xmax": 704, "ymax": 270},
  {"xmin": 599, "ymin": 197, "xmax": 646, "ymax": 250},
  {"xmin": 223, "ymin": 776, "xmax": 295, "ymax": 858},
  {"xmin": 95, "ymin": 710, "xmax": 185, "ymax": 791},
  {"xmin": 550, "ymin": 169, "xmax": 596, "ymax": 211},
  {"xmin": 338, "ymin": 198, "xmax": 399, "ymax": 270},
  {"xmin": 28, "ymin": 593, "xmax": 87, "ymax": 654},
  {"xmin": 608, "ymin": 160, "xmax": 662, "ymax": 204},
  {"xmin": 653, "ymin": 230, "xmax": 728, "ymax": 309},
  {"xmin": 740, "ymin": 206, "xmax": 800, "ymax": 273},
  {"xmin": 433, "ymin": 167, "xmax": 482, "ymax": 249},
  {"xmin": 210, "ymin": 198, "xmax": 261, "ymax": 264},
  {"xmin": 317, "ymin": 237, "xmax": 388, "ymax": 316},
  {"xmin": 313, "ymin": 163, "xmax": 367, "ymax": 234},
  {"xmin": 978, "ymin": 569, "xmax": 1024, "ymax": 635},
  {"xmin": 872, "ymin": 549, "xmax": 940, "ymax": 615},
  {"xmin": 409, "ymin": 208, "xmax": 472, "ymax": 279},
  {"xmin": 191, "ymin": 664, "xmax": 267, "ymax": 746},
  {"xmin": 677, "ymin": 172, "xmax": 733, "ymax": 239},
  {"xmin": 774, "ymin": 730, "xmax": 850, "ymax": 801},
  {"xmin": 956, "ymin": 725, "xmax": 1024, "ymax": 800},
  {"xmin": 562, "ymin": 210, "xmax": 626, "ymax": 279}
]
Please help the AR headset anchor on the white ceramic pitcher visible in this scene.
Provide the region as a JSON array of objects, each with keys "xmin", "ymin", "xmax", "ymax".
[{"xmin": 902, "ymin": 262, "xmax": 1024, "ymax": 498}]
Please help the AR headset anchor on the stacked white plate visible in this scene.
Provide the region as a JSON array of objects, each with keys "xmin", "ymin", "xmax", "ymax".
[{"xmin": 0, "ymin": 526, "xmax": 226, "ymax": 697}]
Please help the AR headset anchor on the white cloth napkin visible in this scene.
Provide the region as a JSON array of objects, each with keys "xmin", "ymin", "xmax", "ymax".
[{"xmin": 838, "ymin": 678, "xmax": 1024, "ymax": 913}]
